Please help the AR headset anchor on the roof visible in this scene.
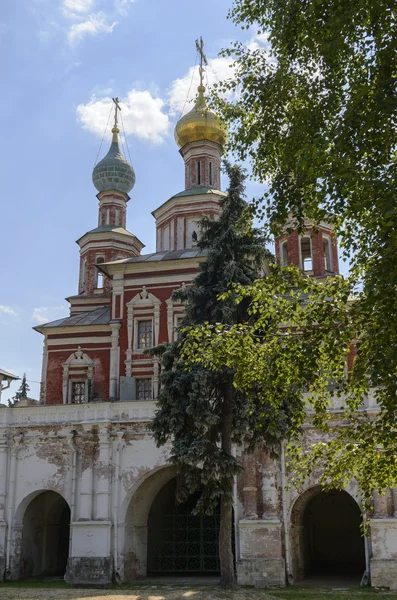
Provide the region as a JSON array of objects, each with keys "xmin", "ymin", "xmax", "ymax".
[
  {"xmin": 111, "ymin": 248, "xmax": 208, "ymax": 265},
  {"xmin": 76, "ymin": 224, "xmax": 139, "ymax": 245},
  {"xmin": 34, "ymin": 307, "xmax": 111, "ymax": 330},
  {"xmin": 86, "ymin": 225, "xmax": 136, "ymax": 236},
  {"xmin": 152, "ymin": 187, "xmax": 226, "ymax": 216},
  {"xmin": 170, "ymin": 187, "xmax": 227, "ymax": 199},
  {"xmin": 0, "ymin": 368, "xmax": 19, "ymax": 381}
]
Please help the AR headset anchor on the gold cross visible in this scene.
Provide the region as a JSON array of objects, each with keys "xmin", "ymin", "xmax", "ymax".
[
  {"xmin": 112, "ymin": 97, "xmax": 121, "ymax": 129},
  {"xmin": 195, "ymin": 36, "xmax": 208, "ymax": 88}
]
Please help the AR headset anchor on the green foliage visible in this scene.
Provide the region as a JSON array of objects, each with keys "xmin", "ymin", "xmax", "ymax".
[
  {"xmin": 8, "ymin": 373, "xmax": 30, "ymax": 407},
  {"xmin": 151, "ymin": 163, "xmax": 296, "ymax": 512},
  {"xmin": 205, "ymin": 0, "xmax": 397, "ymax": 501}
]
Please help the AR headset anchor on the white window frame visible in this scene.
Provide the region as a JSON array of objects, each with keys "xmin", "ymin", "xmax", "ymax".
[
  {"xmin": 323, "ymin": 234, "xmax": 333, "ymax": 272},
  {"xmin": 134, "ymin": 317, "xmax": 153, "ymax": 351}
]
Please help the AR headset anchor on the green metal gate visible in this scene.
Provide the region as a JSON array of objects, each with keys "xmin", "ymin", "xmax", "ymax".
[{"xmin": 148, "ymin": 509, "xmax": 220, "ymax": 573}]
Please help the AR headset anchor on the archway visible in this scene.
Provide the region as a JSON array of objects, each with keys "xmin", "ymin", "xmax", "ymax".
[
  {"xmin": 147, "ymin": 478, "xmax": 220, "ymax": 574},
  {"xmin": 291, "ymin": 488, "xmax": 365, "ymax": 583},
  {"xmin": 21, "ymin": 491, "xmax": 70, "ymax": 578}
]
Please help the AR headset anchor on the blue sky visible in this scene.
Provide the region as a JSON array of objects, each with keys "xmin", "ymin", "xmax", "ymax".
[{"xmin": 1, "ymin": 0, "xmax": 267, "ymax": 401}]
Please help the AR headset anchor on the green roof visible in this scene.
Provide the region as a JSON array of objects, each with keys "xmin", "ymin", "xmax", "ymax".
[{"xmin": 170, "ymin": 186, "xmax": 227, "ymax": 199}]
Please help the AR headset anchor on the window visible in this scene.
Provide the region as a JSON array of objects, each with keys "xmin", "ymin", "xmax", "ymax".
[
  {"xmin": 281, "ymin": 241, "xmax": 288, "ymax": 265},
  {"xmin": 323, "ymin": 237, "xmax": 332, "ymax": 272},
  {"xmin": 137, "ymin": 320, "xmax": 152, "ymax": 350},
  {"xmin": 209, "ymin": 161, "xmax": 213, "ymax": 186},
  {"xmin": 301, "ymin": 237, "xmax": 313, "ymax": 271},
  {"xmin": 197, "ymin": 161, "xmax": 201, "ymax": 185},
  {"xmin": 136, "ymin": 378, "xmax": 152, "ymax": 400},
  {"xmin": 96, "ymin": 257, "xmax": 105, "ymax": 288},
  {"xmin": 71, "ymin": 381, "xmax": 86, "ymax": 404},
  {"xmin": 81, "ymin": 259, "xmax": 86, "ymax": 291},
  {"xmin": 115, "ymin": 208, "xmax": 120, "ymax": 226}
]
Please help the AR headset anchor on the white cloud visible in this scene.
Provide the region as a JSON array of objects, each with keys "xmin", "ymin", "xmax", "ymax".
[
  {"xmin": 33, "ymin": 306, "xmax": 65, "ymax": 325},
  {"xmin": 168, "ymin": 56, "xmax": 236, "ymax": 117},
  {"xmin": 114, "ymin": 0, "xmax": 135, "ymax": 16},
  {"xmin": 67, "ymin": 11, "xmax": 117, "ymax": 45},
  {"xmin": 0, "ymin": 306, "xmax": 16, "ymax": 317},
  {"xmin": 62, "ymin": 0, "xmax": 95, "ymax": 15},
  {"xmin": 77, "ymin": 90, "xmax": 171, "ymax": 144}
]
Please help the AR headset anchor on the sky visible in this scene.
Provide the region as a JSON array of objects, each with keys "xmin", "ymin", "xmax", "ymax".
[{"xmin": 1, "ymin": 0, "xmax": 269, "ymax": 402}]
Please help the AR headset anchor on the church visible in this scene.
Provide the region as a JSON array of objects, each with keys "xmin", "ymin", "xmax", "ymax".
[{"xmin": 0, "ymin": 54, "xmax": 396, "ymax": 589}]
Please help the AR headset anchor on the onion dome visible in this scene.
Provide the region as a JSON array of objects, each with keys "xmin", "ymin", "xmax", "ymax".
[
  {"xmin": 92, "ymin": 126, "xmax": 136, "ymax": 194},
  {"xmin": 174, "ymin": 85, "xmax": 227, "ymax": 149}
]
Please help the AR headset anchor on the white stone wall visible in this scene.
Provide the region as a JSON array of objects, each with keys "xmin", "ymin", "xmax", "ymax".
[{"xmin": 0, "ymin": 402, "xmax": 396, "ymax": 588}]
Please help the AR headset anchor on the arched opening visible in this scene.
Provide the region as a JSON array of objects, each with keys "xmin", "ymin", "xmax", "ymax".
[
  {"xmin": 291, "ymin": 488, "xmax": 365, "ymax": 584},
  {"xmin": 123, "ymin": 467, "xmax": 233, "ymax": 581},
  {"xmin": 147, "ymin": 478, "xmax": 220, "ymax": 575},
  {"xmin": 300, "ymin": 236, "xmax": 313, "ymax": 271},
  {"xmin": 21, "ymin": 491, "xmax": 70, "ymax": 579}
]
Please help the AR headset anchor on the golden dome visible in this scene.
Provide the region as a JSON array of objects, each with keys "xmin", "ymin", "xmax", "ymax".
[{"xmin": 174, "ymin": 86, "xmax": 227, "ymax": 149}]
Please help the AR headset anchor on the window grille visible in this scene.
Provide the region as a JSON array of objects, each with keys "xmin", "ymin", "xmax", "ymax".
[
  {"xmin": 137, "ymin": 320, "xmax": 152, "ymax": 349},
  {"xmin": 136, "ymin": 378, "xmax": 152, "ymax": 400},
  {"xmin": 71, "ymin": 381, "xmax": 86, "ymax": 404}
]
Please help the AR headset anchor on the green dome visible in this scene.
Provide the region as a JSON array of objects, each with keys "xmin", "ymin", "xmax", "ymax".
[{"xmin": 92, "ymin": 129, "xmax": 136, "ymax": 194}]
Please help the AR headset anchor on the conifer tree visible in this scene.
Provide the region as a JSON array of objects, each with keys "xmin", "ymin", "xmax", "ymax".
[
  {"xmin": 8, "ymin": 373, "xmax": 30, "ymax": 407},
  {"xmin": 151, "ymin": 163, "xmax": 298, "ymax": 588}
]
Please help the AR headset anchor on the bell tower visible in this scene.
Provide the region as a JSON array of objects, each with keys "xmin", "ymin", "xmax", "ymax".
[
  {"xmin": 76, "ymin": 98, "xmax": 144, "ymax": 298},
  {"xmin": 275, "ymin": 216, "xmax": 339, "ymax": 277},
  {"xmin": 152, "ymin": 38, "xmax": 227, "ymax": 253}
]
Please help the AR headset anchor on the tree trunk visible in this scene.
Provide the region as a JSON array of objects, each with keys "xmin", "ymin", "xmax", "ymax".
[{"xmin": 219, "ymin": 380, "xmax": 236, "ymax": 589}]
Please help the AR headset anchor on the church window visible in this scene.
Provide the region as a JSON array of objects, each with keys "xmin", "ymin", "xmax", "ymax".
[
  {"xmin": 81, "ymin": 259, "xmax": 86, "ymax": 291},
  {"xmin": 71, "ymin": 381, "xmax": 86, "ymax": 404},
  {"xmin": 106, "ymin": 208, "xmax": 110, "ymax": 225},
  {"xmin": 323, "ymin": 236, "xmax": 332, "ymax": 271},
  {"xmin": 197, "ymin": 161, "xmax": 201, "ymax": 185},
  {"xmin": 96, "ymin": 257, "xmax": 105, "ymax": 289},
  {"xmin": 115, "ymin": 208, "xmax": 120, "ymax": 226},
  {"xmin": 300, "ymin": 237, "xmax": 313, "ymax": 271},
  {"xmin": 281, "ymin": 241, "xmax": 288, "ymax": 265},
  {"xmin": 137, "ymin": 320, "xmax": 152, "ymax": 349},
  {"xmin": 136, "ymin": 378, "xmax": 152, "ymax": 400},
  {"xmin": 209, "ymin": 161, "xmax": 213, "ymax": 186}
]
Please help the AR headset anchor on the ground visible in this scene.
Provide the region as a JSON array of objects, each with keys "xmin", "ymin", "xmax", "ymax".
[{"xmin": 0, "ymin": 584, "xmax": 396, "ymax": 600}]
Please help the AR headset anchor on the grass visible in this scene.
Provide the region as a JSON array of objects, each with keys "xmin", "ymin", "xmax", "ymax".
[{"xmin": 0, "ymin": 584, "xmax": 396, "ymax": 600}]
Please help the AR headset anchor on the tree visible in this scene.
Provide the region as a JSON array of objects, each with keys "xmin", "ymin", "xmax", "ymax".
[
  {"xmin": 204, "ymin": 0, "xmax": 397, "ymax": 498},
  {"xmin": 151, "ymin": 163, "xmax": 299, "ymax": 588},
  {"xmin": 8, "ymin": 373, "xmax": 30, "ymax": 407}
]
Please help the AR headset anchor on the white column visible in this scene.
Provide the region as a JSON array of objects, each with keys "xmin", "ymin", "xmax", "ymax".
[
  {"xmin": 78, "ymin": 431, "xmax": 93, "ymax": 520},
  {"xmin": 6, "ymin": 434, "xmax": 23, "ymax": 572},
  {"xmin": 0, "ymin": 436, "xmax": 9, "ymax": 522},
  {"xmin": 153, "ymin": 358, "xmax": 160, "ymax": 399},
  {"xmin": 109, "ymin": 321, "xmax": 121, "ymax": 401},
  {"xmin": 95, "ymin": 428, "xmax": 111, "ymax": 520},
  {"xmin": 40, "ymin": 338, "xmax": 48, "ymax": 404},
  {"xmin": 154, "ymin": 304, "xmax": 160, "ymax": 345},
  {"xmin": 125, "ymin": 304, "xmax": 134, "ymax": 377},
  {"xmin": 62, "ymin": 365, "xmax": 69, "ymax": 404},
  {"xmin": 166, "ymin": 299, "xmax": 173, "ymax": 342}
]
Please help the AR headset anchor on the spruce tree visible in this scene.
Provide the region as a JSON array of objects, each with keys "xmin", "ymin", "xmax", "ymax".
[
  {"xmin": 8, "ymin": 373, "xmax": 30, "ymax": 407},
  {"xmin": 151, "ymin": 163, "xmax": 297, "ymax": 588}
]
